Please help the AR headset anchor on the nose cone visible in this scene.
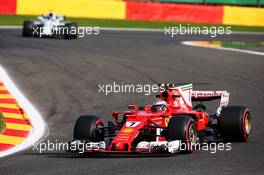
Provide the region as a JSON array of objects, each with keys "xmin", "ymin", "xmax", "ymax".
[{"xmin": 115, "ymin": 143, "xmax": 127, "ymax": 151}]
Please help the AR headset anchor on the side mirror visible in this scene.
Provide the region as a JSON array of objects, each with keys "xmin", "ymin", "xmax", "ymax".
[
  {"xmin": 128, "ymin": 105, "xmax": 138, "ymax": 110},
  {"xmin": 112, "ymin": 112, "xmax": 125, "ymax": 124}
]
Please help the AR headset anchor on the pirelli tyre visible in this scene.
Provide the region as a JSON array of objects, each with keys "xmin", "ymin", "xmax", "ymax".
[
  {"xmin": 22, "ymin": 20, "xmax": 34, "ymax": 37},
  {"xmin": 166, "ymin": 115, "xmax": 197, "ymax": 153},
  {"xmin": 73, "ymin": 115, "xmax": 104, "ymax": 142},
  {"xmin": 219, "ymin": 106, "xmax": 252, "ymax": 142},
  {"xmin": 64, "ymin": 22, "xmax": 78, "ymax": 39}
]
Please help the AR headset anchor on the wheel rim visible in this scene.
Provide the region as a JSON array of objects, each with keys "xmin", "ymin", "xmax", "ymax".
[
  {"xmin": 188, "ymin": 125, "xmax": 197, "ymax": 145},
  {"xmin": 244, "ymin": 113, "xmax": 252, "ymax": 136}
]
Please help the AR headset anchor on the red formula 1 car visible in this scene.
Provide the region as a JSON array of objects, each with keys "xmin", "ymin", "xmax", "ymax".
[{"xmin": 69, "ymin": 84, "xmax": 252, "ymax": 154}]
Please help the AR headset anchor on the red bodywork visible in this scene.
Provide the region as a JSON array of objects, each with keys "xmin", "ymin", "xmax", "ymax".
[{"xmin": 100, "ymin": 87, "xmax": 210, "ymax": 153}]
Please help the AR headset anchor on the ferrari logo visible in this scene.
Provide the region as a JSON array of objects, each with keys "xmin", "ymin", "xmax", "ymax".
[{"xmin": 165, "ymin": 117, "xmax": 170, "ymax": 127}]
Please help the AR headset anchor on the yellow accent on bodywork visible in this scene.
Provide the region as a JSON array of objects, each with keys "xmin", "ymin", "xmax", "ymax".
[
  {"xmin": 122, "ymin": 128, "xmax": 134, "ymax": 134},
  {"xmin": 165, "ymin": 117, "xmax": 170, "ymax": 127}
]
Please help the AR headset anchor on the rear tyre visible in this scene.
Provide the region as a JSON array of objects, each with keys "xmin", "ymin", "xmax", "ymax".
[
  {"xmin": 22, "ymin": 20, "xmax": 34, "ymax": 37},
  {"xmin": 64, "ymin": 22, "xmax": 78, "ymax": 39},
  {"xmin": 219, "ymin": 106, "xmax": 252, "ymax": 142},
  {"xmin": 166, "ymin": 115, "xmax": 197, "ymax": 153},
  {"xmin": 73, "ymin": 115, "xmax": 104, "ymax": 142}
]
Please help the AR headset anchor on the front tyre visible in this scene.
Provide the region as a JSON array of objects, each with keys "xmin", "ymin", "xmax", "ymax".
[
  {"xmin": 73, "ymin": 115, "xmax": 104, "ymax": 142},
  {"xmin": 166, "ymin": 115, "xmax": 197, "ymax": 153},
  {"xmin": 22, "ymin": 20, "xmax": 34, "ymax": 37},
  {"xmin": 219, "ymin": 106, "xmax": 252, "ymax": 142}
]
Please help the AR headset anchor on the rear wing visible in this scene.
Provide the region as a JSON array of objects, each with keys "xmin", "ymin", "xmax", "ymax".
[
  {"xmin": 159, "ymin": 83, "xmax": 230, "ymax": 115},
  {"xmin": 192, "ymin": 91, "xmax": 230, "ymax": 115}
]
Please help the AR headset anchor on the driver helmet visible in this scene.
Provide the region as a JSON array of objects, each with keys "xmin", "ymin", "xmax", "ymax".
[
  {"xmin": 48, "ymin": 12, "xmax": 56, "ymax": 20},
  {"xmin": 49, "ymin": 13, "xmax": 54, "ymax": 17},
  {"xmin": 151, "ymin": 100, "xmax": 167, "ymax": 112}
]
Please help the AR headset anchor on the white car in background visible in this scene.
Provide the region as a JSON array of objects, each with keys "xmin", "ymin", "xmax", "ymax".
[{"xmin": 22, "ymin": 13, "xmax": 77, "ymax": 39}]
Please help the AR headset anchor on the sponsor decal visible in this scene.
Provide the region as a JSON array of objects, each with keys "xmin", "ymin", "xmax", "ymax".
[
  {"xmin": 118, "ymin": 135, "xmax": 129, "ymax": 139},
  {"xmin": 125, "ymin": 121, "xmax": 141, "ymax": 127},
  {"xmin": 165, "ymin": 117, "xmax": 170, "ymax": 127},
  {"xmin": 122, "ymin": 128, "xmax": 134, "ymax": 133},
  {"xmin": 180, "ymin": 84, "xmax": 193, "ymax": 91}
]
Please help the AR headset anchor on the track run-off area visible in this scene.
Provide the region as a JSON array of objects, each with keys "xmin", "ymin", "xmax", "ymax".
[{"xmin": 0, "ymin": 28, "xmax": 263, "ymax": 175}]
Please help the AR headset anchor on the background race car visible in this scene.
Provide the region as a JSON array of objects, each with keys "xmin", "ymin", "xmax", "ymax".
[{"xmin": 22, "ymin": 12, "xmax": 77, "ymax": 39}]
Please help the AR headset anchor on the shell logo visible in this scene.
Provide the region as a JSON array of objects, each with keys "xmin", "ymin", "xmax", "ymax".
[{"xmin": 122, "ymin": 128, "xmax": 134, "ymax": 133}]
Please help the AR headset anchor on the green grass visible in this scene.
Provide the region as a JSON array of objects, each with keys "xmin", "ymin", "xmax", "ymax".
[
  {"xmin": 1, "ymin": 14, "xmax": 264, "ymax": 32},
  {"xmin": 0, "ymin": 112, "xmax": 5, "ymax": 134}
]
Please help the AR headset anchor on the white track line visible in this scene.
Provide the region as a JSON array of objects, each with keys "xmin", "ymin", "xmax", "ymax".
[
  {"xmin": 0, "ymin": 26, "xmax": 22, "ymax": 29},
  {"xmin": 0, "ymin": 26, "xmax": 264, "ymax": 35},
  {"xmin": 182, "ymin": 41, "xmax": 264, "ymax": 56},
  {"xmin": 0, "ymin": 65, "xmax": 46, "ymax": 158}
]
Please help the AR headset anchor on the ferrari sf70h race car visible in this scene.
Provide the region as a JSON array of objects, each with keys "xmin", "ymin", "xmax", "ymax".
[
  {"xmin": 22, "ymin": 12, "xmax": 77, "ymax": 39},
  {"xmin": 69, "ymin": 83, "xmax": 252, "ymax": 154}
]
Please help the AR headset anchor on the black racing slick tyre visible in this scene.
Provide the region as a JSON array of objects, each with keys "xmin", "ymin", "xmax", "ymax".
[
  {"xmin": 22, "ymin": 20, "xmax": 34, "ymax": 37},
  {"xmin": 166, "ymin": 115, "xmax": 197, "ymax": 153},
  {"xmin": 219, "ymin": 106, "xmax": 252, "ymax": 142},
  {"xmin": 73, "ymin": 115, "xmax": 104, "ymax": 142},
  {"xmin": 64, "ymin": 22, "xmax": 78, "ymax": 39}
]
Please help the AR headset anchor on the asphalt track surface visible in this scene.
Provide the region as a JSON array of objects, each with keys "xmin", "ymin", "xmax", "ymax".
[{"xmin": 0, "ymin": 29, "xmax": 264, "ymax": 175}]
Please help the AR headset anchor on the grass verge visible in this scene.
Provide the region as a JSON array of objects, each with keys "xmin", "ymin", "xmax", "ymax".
[
  {"xmin": 0, "ymin": 14, "xmax": 264, "ymax": 32},
  {"xmin": 0, "ymin": 112, "xmax": 5, "ymax": 133}
]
